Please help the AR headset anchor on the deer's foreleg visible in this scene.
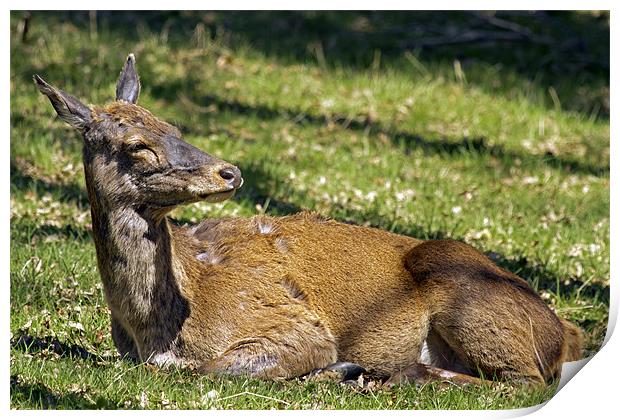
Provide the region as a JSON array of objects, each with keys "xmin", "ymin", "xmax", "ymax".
[
  {"xmin": 200, "ymin": 335, "xmax": 337, "ymax": 379},
  {"xmin": 111, "ymin": 316, "xmax": 139, "ymax": 362},
  {"xmin": 199, "ymin": 323, "xmax": 338, "ymax": 380}
]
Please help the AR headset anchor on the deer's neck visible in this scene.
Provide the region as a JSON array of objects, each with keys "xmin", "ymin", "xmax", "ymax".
[
  {"xmin": 94, "ymin": 206, "xmax": 173, "ymax": 318},
  {"xmin": 84, "ymin": 165, "xmax": 189, "ymax": 357}
]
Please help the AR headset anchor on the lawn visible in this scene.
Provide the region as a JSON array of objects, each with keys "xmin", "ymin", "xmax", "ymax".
[{"xmin": 9, "ymin": 11, "xmax": 609, "ymax": 409}]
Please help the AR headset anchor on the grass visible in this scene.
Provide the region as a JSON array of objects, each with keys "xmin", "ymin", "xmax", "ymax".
[{"xmin": 10, "ymin": 11, "xmax": 609, "ymax": 409}]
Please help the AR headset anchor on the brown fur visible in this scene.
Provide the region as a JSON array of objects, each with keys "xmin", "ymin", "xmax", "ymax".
[
  {"xmin": 93, "ymin": 102, "xmax": 182, "ymax": 138},
  {"xmin": 33, "ymin": 55, "xmax": 583, "ymax": 386}
]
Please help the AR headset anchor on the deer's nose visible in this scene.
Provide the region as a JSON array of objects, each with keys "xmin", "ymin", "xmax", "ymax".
[{"xmin": 219, "ymin": 166, "xmax": 243, "ymax": 189}]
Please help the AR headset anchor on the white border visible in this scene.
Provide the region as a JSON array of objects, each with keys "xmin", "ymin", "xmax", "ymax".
[{"xmin": 4, "ymin": 3, "xmax": 616, "ymax": 419}]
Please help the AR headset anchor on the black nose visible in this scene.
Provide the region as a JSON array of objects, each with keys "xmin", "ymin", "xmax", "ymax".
[{"xmin": 219, "ymin": 166, "xmax": 243, "ymax": 189}]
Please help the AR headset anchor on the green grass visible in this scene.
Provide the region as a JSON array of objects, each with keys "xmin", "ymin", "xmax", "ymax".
[{"xmin": 10, "ymin": 11, "xmax": 609, "ymax": 409}]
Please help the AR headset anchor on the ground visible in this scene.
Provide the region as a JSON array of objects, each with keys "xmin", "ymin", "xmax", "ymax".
[{"xmin": 10, "ymin": 11, "xmax": 609, "ymax": 409}]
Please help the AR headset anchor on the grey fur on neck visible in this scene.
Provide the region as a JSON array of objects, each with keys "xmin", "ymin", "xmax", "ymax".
[{"xmin": 85, "ymin": 164, "xmax": 189, "ymax": 361}]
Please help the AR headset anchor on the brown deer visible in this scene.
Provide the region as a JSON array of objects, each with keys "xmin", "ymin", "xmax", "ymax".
[{"xmin": 34, "ymin": 54, "xmax": 583, "ymax": 387}]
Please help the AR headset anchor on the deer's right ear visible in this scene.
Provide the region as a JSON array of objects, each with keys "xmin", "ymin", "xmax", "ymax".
[
  {"xmin": 33, "ymin": 75, "xmax": 92, "ymax": 130},
  {"xmin": 116, "ymin": 53, "xmax": 140, "ymax": 104}
]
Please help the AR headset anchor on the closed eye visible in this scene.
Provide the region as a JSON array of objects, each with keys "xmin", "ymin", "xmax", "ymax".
[
  {"xmin": 126, "ymin": 143, "xmax": 160, "ymax": 163},
  {"xmin": 127, "ymin": 142, "xmax": 150, "ymax": 152}
]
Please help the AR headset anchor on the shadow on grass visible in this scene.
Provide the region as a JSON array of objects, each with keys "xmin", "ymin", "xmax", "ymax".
[
  {"xmin": 10, "ymin": 161, "xmax": 93, "ymax": 243},
  {"xmin": 32, "ymin": 223, "xmax": 91, "ymax": 241},
  {"xmin": 10, "ymin": 334, "xmax": 115, "ymax": 363},
  {"xmin": 11, "ymin": 11, "xmax": 610, "ymax": 118},
  {"xmin": 148, "ymin": 77, "xmax": 609, "ymax": 177},
  {"xmin": 10, "ymin": 160, "xmax": 90, "ymax": 208},
  {"xmin": 231, "ymin": 164, "xmax": 303, "ymax": 216},
  {"xmin": 10, "ymin": 11, "xmax": 609, "ymax": 181},
  {"xmin": 10, "ymin": 375, "xmax": 118, "ymax": 409},
  {"xmin": 11, "ymin": 220, "xmax": 93, "ymax": 244}
]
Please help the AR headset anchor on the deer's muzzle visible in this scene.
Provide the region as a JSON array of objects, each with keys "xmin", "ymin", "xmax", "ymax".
[{"xmin": 162, "ymin": 135, "xmax": 243, "ymax": 198}]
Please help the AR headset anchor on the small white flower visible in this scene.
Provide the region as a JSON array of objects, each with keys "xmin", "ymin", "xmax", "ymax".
[
  {"xmin": 201, "ymin": 390, "xmax": 220, "ymax": 406},
  {"xmin": 588, "ymin": 243, "xmax": 601, "ymax": 254},
  {"xmin": 568, "ymin": 244, "xmax": 584, "ymax": 257},
  {"xmin": 68, "ymin": 321, "xmax": 84, "ymax": 331},
  {"xmin": 451, "ymin": 206, "xmax": 462, "ymax": 215},
  {"xmin": 574, "ymin": 262, "xmax": 584, "ymax": 277},
  {"xmin": 320, "ymin": 98, "xmax": 335, "ymax": 108},
  {"xmin": 140, "ymin": 392, "xmax": 148, "ymax": 408}
]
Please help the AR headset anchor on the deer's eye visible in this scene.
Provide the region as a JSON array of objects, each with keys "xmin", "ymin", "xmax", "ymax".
[
  {"xmin": 126, "ymin": 142, "xmax": 149, "ymax": 152},
  {"xmin": 126, "ymin": 143, "xmax": 159, "ymax": 163}
]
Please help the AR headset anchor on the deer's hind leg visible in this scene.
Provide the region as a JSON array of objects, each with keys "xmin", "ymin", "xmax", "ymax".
[
  {"xmin": 386, "ymin": 362, "xmax": 493, "ymax": 387},
  {"xmin": 404, "ymin": 240, "xmax": 566, "ymax": 385},
  {"xmin": 385, "ymin": 329, "xmax": 494, "ymax": 387}
]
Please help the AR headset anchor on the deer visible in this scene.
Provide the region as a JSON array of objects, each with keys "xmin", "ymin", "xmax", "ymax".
[{"xmin": 33, "ymin": 53, "xmax": 583, "ymax": 387}]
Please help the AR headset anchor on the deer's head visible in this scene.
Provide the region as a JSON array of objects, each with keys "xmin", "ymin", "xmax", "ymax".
[{"xmin": 34, "ymin": 54, "xmax": 242, "ymax": 214}]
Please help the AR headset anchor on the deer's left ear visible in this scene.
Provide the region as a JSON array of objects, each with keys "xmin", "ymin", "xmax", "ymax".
[
  {"xmin": 116, "ymin": 53, "xmax": 140, "ymax": 104},
  {"xmin": 33, "ymin": 75, "xmax": 92, "ymax": 130}
]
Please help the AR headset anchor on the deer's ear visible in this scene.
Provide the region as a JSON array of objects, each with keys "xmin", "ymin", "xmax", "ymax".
[
  {"xmin": 33, "ymin": 75, "xmax": 92, "ymax": 130},
  {"xmin": 116, "ymin": 53, "xmax": 140, "ymax": 104}
]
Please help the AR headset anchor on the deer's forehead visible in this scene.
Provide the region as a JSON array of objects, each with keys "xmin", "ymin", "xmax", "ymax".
[{"xmin": 94, "ymin": 102, "xmax": 181, "ymax": 138}]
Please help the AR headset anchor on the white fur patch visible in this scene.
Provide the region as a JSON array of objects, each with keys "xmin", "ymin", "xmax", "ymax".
[
  {"xmin": 419, "ymin": 340, "xmax": 432, "ymax": 364},
  {"xmin": 275, "ymin": 237, "xmax": 288, "ymax": 253},
  {"xmin": 196, "ymin": 250, "xmax": 221, "ymax": 265},
  {"xmin": 149, "ymin": 351, "xmax": 182, "ymax": 367},
  {"xmin": 256, "ymin": 219, "xmax": 274, "ymax": 234}
]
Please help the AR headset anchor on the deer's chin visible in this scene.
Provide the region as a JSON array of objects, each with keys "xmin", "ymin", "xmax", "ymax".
[{"xmin": 200, "ymin": 190, "xmax": 236, "ymax": 203}]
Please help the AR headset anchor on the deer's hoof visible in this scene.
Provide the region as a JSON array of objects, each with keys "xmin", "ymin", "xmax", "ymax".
[{"xmin": 307, "ymin": 361, "xmax": 367, "ymax": 382}]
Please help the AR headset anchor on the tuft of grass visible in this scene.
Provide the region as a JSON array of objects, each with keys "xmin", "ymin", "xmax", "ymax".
[{"xmin": 10, "ymin": 11, "xmax": 609, "ymax": 409}]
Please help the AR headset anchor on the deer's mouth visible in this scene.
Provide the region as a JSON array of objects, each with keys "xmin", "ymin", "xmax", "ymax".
[
  {"xmin": 199, "ymin": 189, "xmax": 237, "ymax": 203},
  {"xmin": 194, "ymin": 177, "xmax": 242, "ymax": 203}
]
